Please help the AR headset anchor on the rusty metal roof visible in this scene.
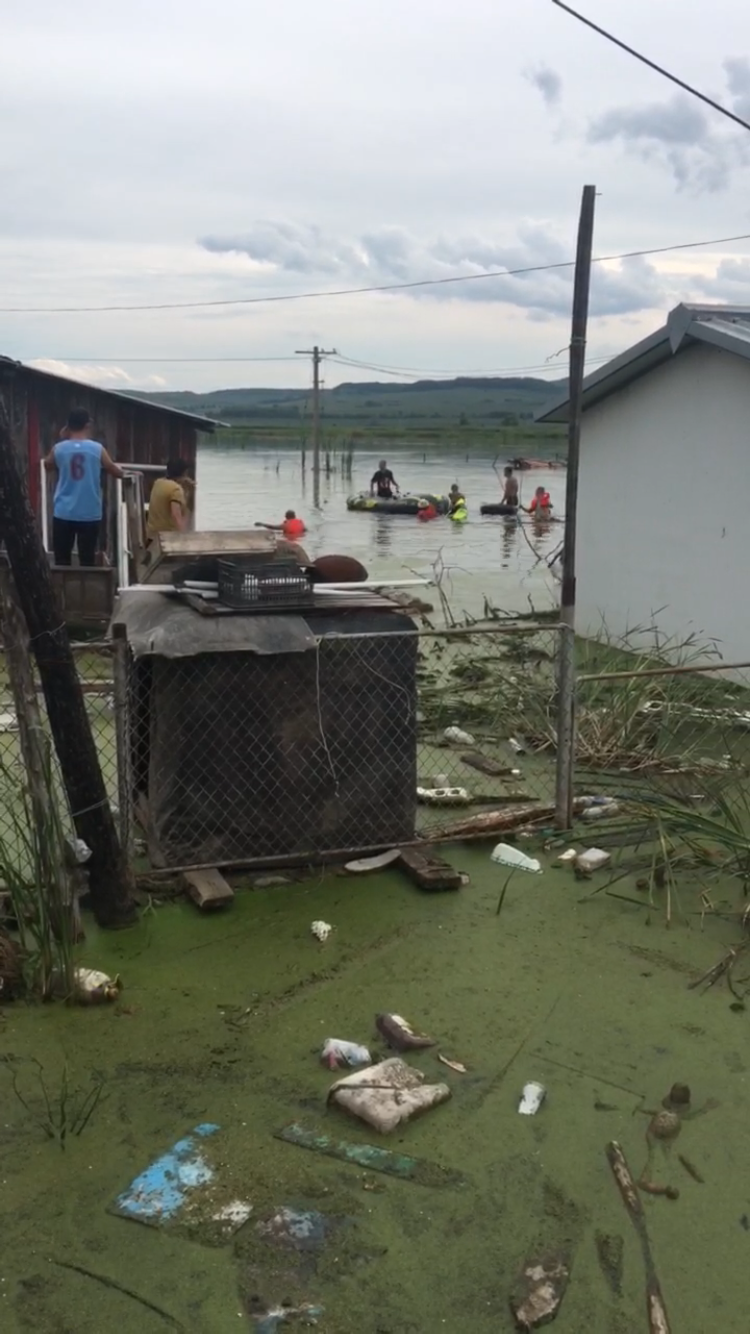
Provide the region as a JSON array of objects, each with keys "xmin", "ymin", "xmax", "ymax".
[{"xmin": 0, "ymin": 355, "xmax": 224, "ymax": 431}]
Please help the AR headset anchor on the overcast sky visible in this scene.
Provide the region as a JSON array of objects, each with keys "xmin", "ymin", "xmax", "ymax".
[{"xmin": 2, "ymin": 0, "xmax": 750, "ymax": 392}]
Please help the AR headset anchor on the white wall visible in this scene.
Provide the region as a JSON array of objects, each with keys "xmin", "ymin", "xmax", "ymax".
[{"xmin": 577, "ymin": 342, "xmax": 750, "ymax": 665}]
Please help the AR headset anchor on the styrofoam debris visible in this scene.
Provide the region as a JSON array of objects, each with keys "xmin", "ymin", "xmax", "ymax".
[{"xmin": 311, "ymin": 920, "xmax": 332, "ymax": 942}]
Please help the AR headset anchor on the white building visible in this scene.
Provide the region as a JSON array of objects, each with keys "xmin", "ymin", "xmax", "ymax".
[{"xmin": 539, "ymin": 303, "xmax": 750, "ymax": 665}]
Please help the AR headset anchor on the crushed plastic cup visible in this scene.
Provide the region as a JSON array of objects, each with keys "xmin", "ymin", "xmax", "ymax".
[
  {"xmin": 490, "ymin": 843, "xmax": 542, "ymax": 874},
  {"xmin": 518, "ymin": 1081, "xmax": 546, "ymax": 1115}
]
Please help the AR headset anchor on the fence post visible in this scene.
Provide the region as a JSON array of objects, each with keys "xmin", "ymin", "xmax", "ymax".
[
  {"xmin": 111, "ymin": 623, "xmax": 134, "ymax": 867},
  {"xmin": 555, "ymin": 622, "xmax": 576, "ymax": 829}
]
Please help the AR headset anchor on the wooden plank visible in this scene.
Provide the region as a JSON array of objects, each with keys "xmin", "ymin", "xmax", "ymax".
[
  {"xmin": 182, "ymin": 867, "xmax": 234, "ymax": 910},
  {"xmin": 398, "ymin": 846, "xmax": 462, "ymax": 892},
  {"xmin": 157, "ymin": 531, "xmax": 276, "ymax": 557}
]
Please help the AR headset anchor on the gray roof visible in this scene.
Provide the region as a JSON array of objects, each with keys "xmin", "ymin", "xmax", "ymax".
[
  {"xmin": 0, "ymin": 355, "xmax": 224, "ymax": 431},
  {"xmin": 537, "ymin": 304, "xmax": 750, "ymax": 424}
]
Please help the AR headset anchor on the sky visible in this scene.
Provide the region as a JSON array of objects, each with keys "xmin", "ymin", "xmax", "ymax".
[{"xmin": 2, "ymin": 0, "xmax": 750, "ymax": 393}]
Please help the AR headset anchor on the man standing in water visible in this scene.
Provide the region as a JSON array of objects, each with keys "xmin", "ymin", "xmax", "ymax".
[
  {"xmin": 500, "ymin": 465, "xmax": 519, "ymax": 511},
  {"xmin": 370, "ymin": 459, "xmax": 400, "ymax": 499},
  {"xmin": 44, "ymin": 408, "xmax": 125, "ymax": 565}
]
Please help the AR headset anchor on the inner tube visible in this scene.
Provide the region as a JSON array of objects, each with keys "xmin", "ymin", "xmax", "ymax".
[
  {"xmin": 347, "ymin": 493, "xmax": 450, "ymax": 516},
  {"xmin": 480, "ymin": 503, "xmax": 520, "ymax": 517}
]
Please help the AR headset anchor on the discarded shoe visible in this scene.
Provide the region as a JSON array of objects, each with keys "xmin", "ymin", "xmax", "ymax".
[{"xmin": 376, "ymin": 1012, "xmax": 435, "ymax": 1051}]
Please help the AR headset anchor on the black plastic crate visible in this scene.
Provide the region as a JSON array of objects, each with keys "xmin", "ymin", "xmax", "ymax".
[{"xmin": 218, "ymin": 558, "xmax": 314, "ymax": 610}]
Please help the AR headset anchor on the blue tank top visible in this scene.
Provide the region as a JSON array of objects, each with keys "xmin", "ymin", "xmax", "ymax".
[{"xmin": 53, "ymin": 440, "xmax": 105, "ymax": 522}]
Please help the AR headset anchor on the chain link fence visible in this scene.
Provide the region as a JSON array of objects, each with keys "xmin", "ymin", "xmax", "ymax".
[
  {"xmin": 572, "ymin": 655, "xmax": 750, "ymax": 818},
  {"xmin": 120, "ymin": 621, "xmax": 562, "ymax": 870},
  {"xmin": 0, "ymin": 644, "xmax": 119, "ymax": 876},
  {"xmin": 6, "ymin": 623, "xmax": 750, "ymax": 881}
]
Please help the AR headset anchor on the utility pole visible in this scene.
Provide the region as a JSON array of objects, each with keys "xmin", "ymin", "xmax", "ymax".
[
  {"xmin": 295, "ymin": 345, "xmax": 337, "ymax": 506},
  {"xmin": 0, "ymin": 393, "xmax": 136, "ymax": 928},
  {"xmin": 555, "ymin": 184, "xmax": 596, "ymax": 829}
]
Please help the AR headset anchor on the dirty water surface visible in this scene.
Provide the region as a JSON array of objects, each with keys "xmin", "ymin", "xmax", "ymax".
[{"xmin": 0, "ymin": 850, "xmax": 748, "ymax": 1333}]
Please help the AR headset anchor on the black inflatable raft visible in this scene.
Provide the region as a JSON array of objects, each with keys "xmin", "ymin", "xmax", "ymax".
[
  {"xmin": 347, "ymin": 493, "xmax": 450, "ymax": 516},
  {"xmin": 480, "ymin": 503, "xmax": 520, "ymax": 517}
]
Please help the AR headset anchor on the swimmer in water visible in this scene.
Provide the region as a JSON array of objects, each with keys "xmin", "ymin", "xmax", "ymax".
[{"xmin": 255, "ymin": 509, "xmax": 307, "ymax": 538}]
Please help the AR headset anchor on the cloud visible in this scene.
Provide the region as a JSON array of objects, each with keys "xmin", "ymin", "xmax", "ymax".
[
  {"xmin": 199, "ymin": 220, "xmax": 670, "ymax": 320},
  {"xmin": 525, "ymin": 65, "xmax": 563, "ymax": 108},
  {"xmin": 587, "ymin": 61, "xmax": 750, "ymax": 194},
  {"xmin": 724, "ymin": 56, "xmax": 750, "ymax": 122},
  {"xmin": 27, "ymin": 358, "xmax": 167, "ymax": 391}
]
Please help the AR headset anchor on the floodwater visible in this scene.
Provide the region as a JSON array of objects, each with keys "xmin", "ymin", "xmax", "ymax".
[
  {"xmin": 1, "ymin": 848, "xmax": 747, "ymax": 1332},
  {"xmin": 195, "ymin": 443, "xmax": 564, "ymax": 619}
]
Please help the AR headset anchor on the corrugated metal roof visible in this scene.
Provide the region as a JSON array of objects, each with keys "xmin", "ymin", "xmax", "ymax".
[
  {"xmin": 537, "ymin": 304, "xmax": 750, "ymax": 423},
  {"xmin": 0, "ymin": 355, "xmax": 224, "ymax": 431}
]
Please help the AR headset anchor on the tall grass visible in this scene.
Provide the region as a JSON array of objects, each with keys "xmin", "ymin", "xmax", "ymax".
[{"xmin": 0, "ymin": 749, "xmax": 76, "ymax": 1000}]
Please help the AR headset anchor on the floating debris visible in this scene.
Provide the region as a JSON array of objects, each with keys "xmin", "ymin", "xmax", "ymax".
[
  {"xmin": 256, "ymin": 1206, "xmax": 332, "ymax": 1252},
  {"xmin": 490, "ymin": 844, "xmax": 542, "ymax": 874},
  {"xmin": 329, "ymin": 1056, "xmax": 450, "ymax": 1134},
  {"xmin": 648, "ymin": 1111, "xmax": 681, "ymax": 1144},
  {"xmin": 274, "ymin": 1122, "xmax": 465, "ymax": 1187},
  {"xmin": 438, "ymin": 1054, "xmax": 468, "ymax": 1074},
  {"xmin": 54, "ymin": 967, "xmax": 121, "ymax": 1005},
  {"xmin": 510, "ymin": 1249, "xmax": 570, "ymax": 1330},
  {"xmin": 444, "ymin": 725, "xmax": 475, "ymax": 746},
  {"xmin": 677, "ymin": 1154, "xmax": 704, "ymax": 1184},
  {"xmin": 518, "ymin": 1082, "xmax": 546, "ymax": 1116},
  {"xmin": 321, "ymin": 1038, "xmax": 371, "ymax": 1070},
  {"xmin": 111, "ymin": 1123, "xmax": 253, "ymax": 1242},
  {"xmin": 310, "ymin": 920, "xmax": 332, "ymax": 942},
  {"xmin": 376, "ymin": 1012, "xmax": 435, "ymax": 1051},
  {"xmin": 344, "ymin": 850, "xmax": 400, "ymax": 874},
  {"xmin": 417, "ymin": 786, "xmax": 472, "ymax": 807}
]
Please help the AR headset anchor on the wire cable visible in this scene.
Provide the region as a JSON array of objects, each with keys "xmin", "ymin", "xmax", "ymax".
[
  {"xmin": 2, "ymin": 229, "xmax": 749, "ymax": 314},
  {"xmin": 552, "ymin": 1, "xmax": 750, "ymax": 135}
]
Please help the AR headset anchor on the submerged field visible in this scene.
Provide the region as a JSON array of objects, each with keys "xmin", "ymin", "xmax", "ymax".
[{"xmin": 1, "ymin": 841, "xmax": 748, "ymax": 1333}]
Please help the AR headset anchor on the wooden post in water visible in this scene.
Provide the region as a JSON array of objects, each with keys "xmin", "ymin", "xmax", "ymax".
[
  {"xmin": 296, "ymin": 345, "xmax": 336, "ymax": 508},
  {"xmin": 0, "ymin": 394, "xmax": 136, "ymax": 928},
  {"xmin": 555, "ymin": 184, "xmax": 596, "ymax": 829}
]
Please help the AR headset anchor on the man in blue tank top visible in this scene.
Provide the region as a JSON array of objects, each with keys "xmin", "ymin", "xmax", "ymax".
[{"xmin": 44, "ymin": 408, "xmax": 125, "ymax": 566}]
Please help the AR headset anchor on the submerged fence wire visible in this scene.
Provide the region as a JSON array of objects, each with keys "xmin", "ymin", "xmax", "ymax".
[{"xmin": 4, "ymin": 621, "xmax": 749, "ymax": 879}]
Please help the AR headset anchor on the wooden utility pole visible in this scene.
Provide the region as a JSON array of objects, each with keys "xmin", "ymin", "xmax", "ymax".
[
  {"xmin": 555, "ymin": 184, "xmax": 596, "ymax": 829},
  {"xmin": 296, "ymin": 345, "xmax": 337, "ymax": 506},
  {"xmin": 0, "ymin": 394, "xmax": 136, "ymax": 928}
]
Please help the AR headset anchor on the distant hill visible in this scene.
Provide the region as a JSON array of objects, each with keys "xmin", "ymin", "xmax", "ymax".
[{"xmin": 133, "ymin": 375, "xmax": 564, "ymax": 428}]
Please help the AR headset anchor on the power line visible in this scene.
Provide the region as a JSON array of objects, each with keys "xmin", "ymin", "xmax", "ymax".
[
  {"xmin": 27, "ymin": 355, "xmax": 301, "ymax": 364},
  {"xmin": 2, "ymin": 229, "xmax": 750, "ymax": 315},
  {"xmin": 23, "ymin": 352, "xmax": 614, "ymax": 377},
  {"xmin": 552, "ymin": 1, "xmax": 750, "ymax": 135},
  {"xmin": 329, "ymin": 352, "xmax": 611, "ymax": 379}
]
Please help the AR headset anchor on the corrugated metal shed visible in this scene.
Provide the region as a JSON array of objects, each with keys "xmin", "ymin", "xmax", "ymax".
[{"xmin": 0, "ymin": 355, "xmax": 222, "ymax": 517}]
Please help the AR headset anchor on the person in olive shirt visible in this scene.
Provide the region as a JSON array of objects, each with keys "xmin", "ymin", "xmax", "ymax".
[
  {"xmin": 147, "ymin": 458, "xmax": 190, "ymax": 540},
  {"xmin": 370, "ymin": 459, "xmax": 399, "ymax": 499}
]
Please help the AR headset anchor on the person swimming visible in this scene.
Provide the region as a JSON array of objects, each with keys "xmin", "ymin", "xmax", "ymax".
[
  {"xmin": 448, "ymin": 484, "xmax": 468, "ymax": 523},
  {"xmin": 255, "ymin": 509, "xmax": 307, "ymax": 538}
]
